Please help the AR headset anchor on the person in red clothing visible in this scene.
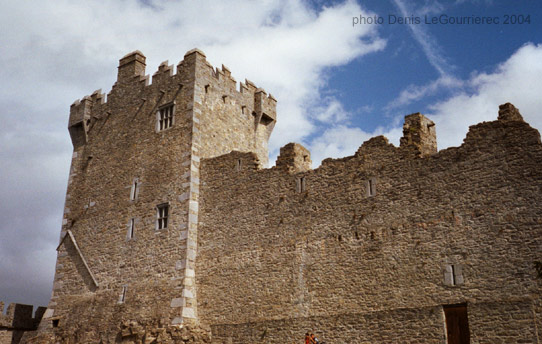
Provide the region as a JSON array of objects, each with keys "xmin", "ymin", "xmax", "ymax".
[{"xmin": 305, "ymin": 332, "xmax": 311, "ymax": 344}]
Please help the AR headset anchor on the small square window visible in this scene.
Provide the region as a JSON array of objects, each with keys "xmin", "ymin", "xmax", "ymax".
[
  {"xmin": 156, "ymin": 203, "xmax": 169, "ymax": 230},
  {"xmin": 157, "ymin": 104, "xmax": 174, "ymax": 131}
]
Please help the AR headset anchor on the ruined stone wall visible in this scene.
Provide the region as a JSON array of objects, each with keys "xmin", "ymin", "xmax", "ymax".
[{"xmin": 197, "ymin": 107, "xmax": 542, "ymax": 343}]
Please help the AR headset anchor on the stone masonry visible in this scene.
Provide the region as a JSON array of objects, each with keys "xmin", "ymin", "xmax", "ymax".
[
  {"xmin": 197, "ymin": 102, "xmax": 542, "ymax": 343},
  {"xmin": 24, "ymin": 50, "xmax": 542, "ymax": 343}
]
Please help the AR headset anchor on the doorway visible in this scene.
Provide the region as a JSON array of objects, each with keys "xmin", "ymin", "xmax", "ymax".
[{"xmin": 444, "ymin": 303, "xmax": 470, "ymax": 344}]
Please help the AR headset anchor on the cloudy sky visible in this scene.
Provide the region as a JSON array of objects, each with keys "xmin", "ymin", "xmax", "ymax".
[{"xmin": 1, "ymin": 0, "xmax": 541, "ymax": 309}]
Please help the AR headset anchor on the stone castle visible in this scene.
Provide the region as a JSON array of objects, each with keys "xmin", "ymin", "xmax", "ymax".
[{"xmin": 7, "ymin": 49, "xmax": 542, "ymax": 343}]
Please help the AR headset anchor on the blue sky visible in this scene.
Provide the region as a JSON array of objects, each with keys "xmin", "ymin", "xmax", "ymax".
[
  {"xmin": 330, "ymin": 0, "xmax": 541, "ymax": 132},
  {"xmin": 0, "ymin": 0, "xmax": 541, "ymax": 309}
]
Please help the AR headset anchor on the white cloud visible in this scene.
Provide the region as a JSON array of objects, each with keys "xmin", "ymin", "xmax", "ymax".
[
  {"xmin": 312, "ymin": 97, "xmax": 350, "ymax": 124},
  {"xmin": 310, "ymin": 125, "xmax": 373, "ymax": 165},
  {"xmin": 386, "ymin": 75, "xmax": 464, "ymax": 109},
  {"xmin": 418, "ymin": 1, "xmax": 445, "ymax": 16},
  {"xmin": 392, "ymin": 0, "xmax": 452, "ymax": 77}
]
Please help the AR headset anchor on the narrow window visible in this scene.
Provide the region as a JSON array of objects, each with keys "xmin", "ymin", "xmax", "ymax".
[
  {"xmin": 157, "ymin": 104, "xmax": 174, "ymax": 131},
  {"xmin": 443, "ymin": 304, "xmax": 470, "ymax": 343},
  {"xmin": 130, "ymin": 179, "xmax": 139, "ymax": 201},
  {"xmin": 444, "ymin": 264, "xmax": 464, "ymax": 286},
  {"xmin": 128, "ymin": 218, "xmax": 135, "ymax": 239},
  {"xmin": 52, "ymin": 319, "xmax": 59, "ymax": 328},
  {"xmin": 366, "ymin": 178, "xmax": 376, "ymax": 197},
  {"xmin": 118, "ymin": 286, "xmax": 127, "ymax": 304},
  {"xmin": 156, "ymin": 203, "xmax": 169, "ymax": 230},
  {"xmin": 296, "ymin": 177, "xmax": 306, "ymax": 193},
  {"xmin": 222, "ymin": 95, "xmax": 228, "ymax": 103},
  {"xmin": 241, "ymin": 105, "xmax": 246, "ymax": 115},
  {"xmin": 236, "ymin": 159, "xmax": 242, "ymax": 171},
  {"xmin": 204, "ymin": 84, "xmax": 210, "ymax": 93}
]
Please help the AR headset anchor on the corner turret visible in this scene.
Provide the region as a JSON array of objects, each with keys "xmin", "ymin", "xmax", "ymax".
[
  {"xmin": 254, "ymin": 88, "xmax": 276, "ymax": 132},
  {"xmin": 68, "ymin": 97, "xmax": 92, "ymax": 149}
]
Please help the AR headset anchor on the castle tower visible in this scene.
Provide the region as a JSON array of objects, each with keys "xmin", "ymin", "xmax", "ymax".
[{"xmin": 37, "ymin": 49, "xmax": 276, "ymax": 341}]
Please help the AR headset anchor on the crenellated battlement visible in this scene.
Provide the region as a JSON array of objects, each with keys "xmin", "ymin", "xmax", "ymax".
[
  {"xmin": 72, "ymin": 49, "xmax": 276, "ymax": 109},
  {"xmin": 68, "ymin": 49, "xmax": 276, "ymax": 167},
  {"xmin": 0, "ymin": 301, "xmax": 45, "ymax": 331},
  {"xmin": 202, "ymin": 103, "xmax": 538, "ymax": 178},
  {"xmin": 151, "ymin": 60, "xmax": 174, "ymax": 84}
]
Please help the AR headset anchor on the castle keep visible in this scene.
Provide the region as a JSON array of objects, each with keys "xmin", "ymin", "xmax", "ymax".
[{"xmin": 21, "ymin": 50, "xmax": 542, "ymax": 343}]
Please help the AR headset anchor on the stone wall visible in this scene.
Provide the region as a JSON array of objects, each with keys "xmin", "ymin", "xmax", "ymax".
[{"xmin": 197, "ymin": 105, "xmax": 542, "ymax": 343}]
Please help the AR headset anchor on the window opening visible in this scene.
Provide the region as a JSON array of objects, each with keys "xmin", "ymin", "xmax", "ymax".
[
  {"xmin": 367, "ymin": 178, "xmax": 376, "ymax": 197},
  {"xmin": 128, "ymin": 218, "xmax": 135, "ymax": 239},
  {"xmin": 444, "ymin": 264, "xmax": 464, "ymax": 286},
  {"xmin": 157, "ymin": 204, "xmax": 169, "ymax": 230},
  {"xmin": 119, "ymin": 286, "xmax": 127, "ymax": 304},
  {"xmin": 130, "ymin": 179, "xmax": 139, "ymax": 201},
  {"xmin": 296, "ymin": 177, "xmax": 306, "ymax": 193},
  {"xmin": 157, "ymin": 104, "xmax": 174, "ymax": 131}
]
